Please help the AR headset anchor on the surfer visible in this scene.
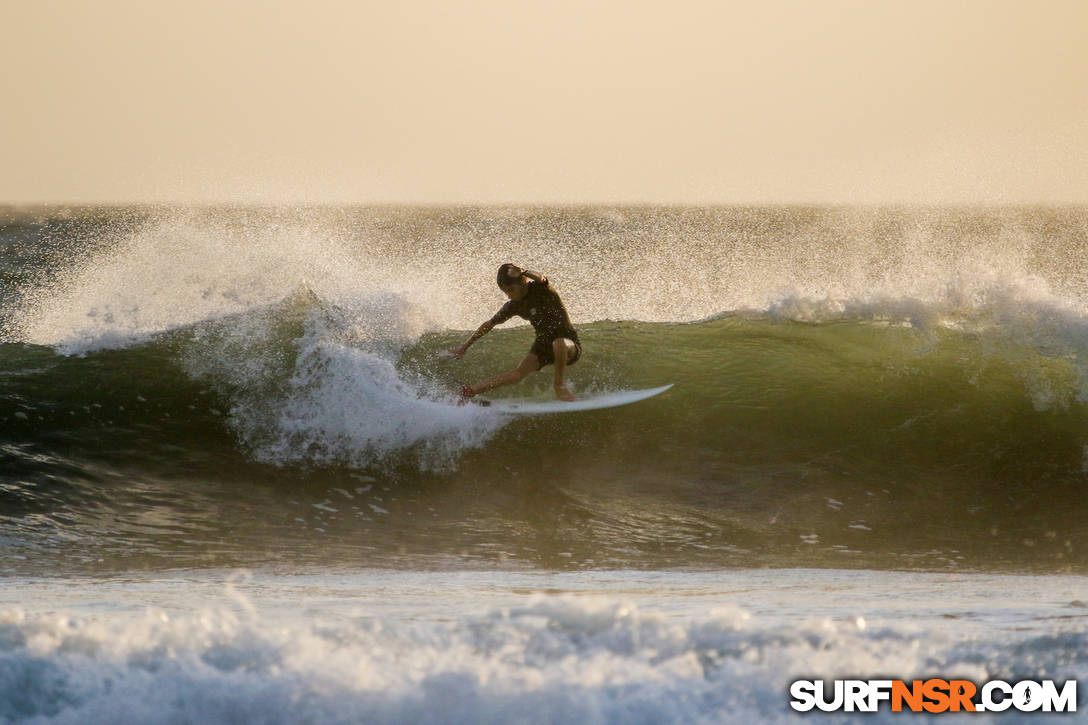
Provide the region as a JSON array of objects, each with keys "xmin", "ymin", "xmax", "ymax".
[{"xmin": 449, "ymin": 263, "xmax": 581, "ymax": 402}]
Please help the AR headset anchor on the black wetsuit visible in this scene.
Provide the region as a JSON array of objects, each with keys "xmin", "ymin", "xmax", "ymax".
[{"xmin": 489, "ymin": 277, "xmax": 581, "ymax": 369}]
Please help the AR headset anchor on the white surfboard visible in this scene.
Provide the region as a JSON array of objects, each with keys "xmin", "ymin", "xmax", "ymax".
[{"xmin": 479, "ymin": 384, "xmax": 673, "ymax": 415}]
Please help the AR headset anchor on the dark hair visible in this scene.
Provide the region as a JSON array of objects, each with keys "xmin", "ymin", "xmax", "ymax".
[{"xmin": 496, "ymin": 263, "xmax": 524, "ymax": 287}]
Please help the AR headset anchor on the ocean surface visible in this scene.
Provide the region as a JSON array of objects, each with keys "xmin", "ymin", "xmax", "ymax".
[{"xmin": 2, "ymin": 204, "xmax": 1088, "ymax": 722}]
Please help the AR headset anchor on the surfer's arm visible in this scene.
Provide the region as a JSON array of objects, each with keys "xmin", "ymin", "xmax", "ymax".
[
  {"xmin": 450, "ymin": 320, "xmax": 496, "ymax": 358},
  {"xmin": 450, "ymin": 301, "xmax": 516, "ymax": 358}
]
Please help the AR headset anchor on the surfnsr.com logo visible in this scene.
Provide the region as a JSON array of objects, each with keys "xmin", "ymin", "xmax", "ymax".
[{"xmin": 790, "ymin": 679, "xmax": 1077, "ymax": 713}]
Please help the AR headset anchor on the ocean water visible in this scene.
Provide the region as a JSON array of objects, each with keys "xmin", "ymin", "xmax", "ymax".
[{"xmin": 2, "ymin": 205, "xmax": 1088, "ymax": 721}]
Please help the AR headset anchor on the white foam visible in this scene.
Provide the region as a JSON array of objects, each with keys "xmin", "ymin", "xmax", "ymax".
[
  {"xmin": 174, "ymin": 293, "xmax": 505, "ymax": 470},
  {"xmin": 1, "ymin": 569, "xmax": 1085, "ymax": 725}
]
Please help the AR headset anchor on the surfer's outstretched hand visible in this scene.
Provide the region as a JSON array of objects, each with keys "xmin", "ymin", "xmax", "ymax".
[{"xmin": 443, "ymin": 346, "xmax": 466, "ymax": 360}]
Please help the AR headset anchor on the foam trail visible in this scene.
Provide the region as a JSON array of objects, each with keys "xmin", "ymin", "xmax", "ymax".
[{"xmin": 252, "ymin": 319, "xmax": 502, "ymax": 470}]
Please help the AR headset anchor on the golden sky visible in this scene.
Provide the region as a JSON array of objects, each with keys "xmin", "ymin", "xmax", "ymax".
[{"xmin": 2, "ymin": 0, "xmax": 1086, "ymax": 204}]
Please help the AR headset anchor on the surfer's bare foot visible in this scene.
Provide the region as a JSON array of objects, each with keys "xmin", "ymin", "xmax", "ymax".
[{"xmin": 555, "ymin": 384, "xmax": 576, "ymax": 402}]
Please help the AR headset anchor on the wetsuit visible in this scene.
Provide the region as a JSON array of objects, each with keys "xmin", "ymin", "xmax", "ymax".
[{"xmin": 489, "ymin": 277, "xmax": 581, "ymax": 369}]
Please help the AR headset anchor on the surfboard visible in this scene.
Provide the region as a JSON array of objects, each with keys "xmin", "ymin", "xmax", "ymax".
[{"xmin": 476, "ymin": 384, "xmax": 673, "ymax": 415}]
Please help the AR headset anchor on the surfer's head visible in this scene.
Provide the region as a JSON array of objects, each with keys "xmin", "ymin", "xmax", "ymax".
[
  {"xmin": 497, "ymin": 263, "xmax": 525, "ymax": 287},
  {"xmin": 496, "ymin": 263, "xmax": 528, "ymax": 299}
]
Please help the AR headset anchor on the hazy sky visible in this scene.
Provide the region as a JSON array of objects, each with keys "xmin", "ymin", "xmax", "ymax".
[{"xmin": 2, "ymin": 0, "xmax": 1086, "ymax": 204}]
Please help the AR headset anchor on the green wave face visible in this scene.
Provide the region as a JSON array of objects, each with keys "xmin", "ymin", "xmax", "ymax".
[{"xmin": 4, "ymin": 312, "xmax": 1088, "ymax": 574}]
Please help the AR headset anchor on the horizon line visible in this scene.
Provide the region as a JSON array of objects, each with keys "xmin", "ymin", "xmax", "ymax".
[{"xmin": 3, "ymin": 199, "xmax": 1088, "ymax": 209}]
